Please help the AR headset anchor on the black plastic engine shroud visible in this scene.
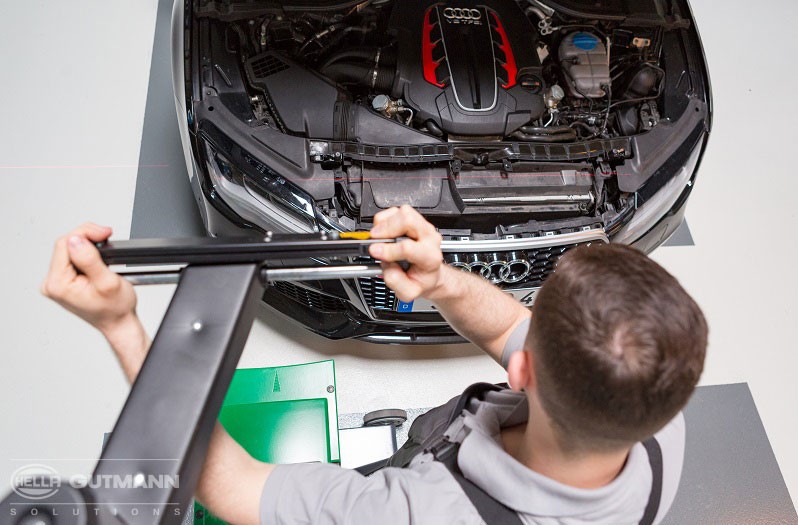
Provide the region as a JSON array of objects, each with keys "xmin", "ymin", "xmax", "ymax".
[{"xmin": 389, "ymin": 0, "xmax": 547, "ymax": 136}]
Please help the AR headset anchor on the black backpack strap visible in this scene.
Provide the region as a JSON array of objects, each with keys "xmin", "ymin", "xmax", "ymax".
[
  {"xmin": 357, "ymin": 382, "xmax": 522, "ymax": 523},
  {"xmin": 430, "ymin": 438, "xmax": 523, "ymax": 525},
  {"xmin": 446, "ymin": 382, "xmax": 505, "ymax": 426},
  {"xmin": 448, "ymin": 469, "xmax": 525, "ymax": 525},
  {"xmin": 354, "ymin": 457, "xmax": 391, "ymax": 477},
  {"xmin": 639, "ymin": 437, "xmax": 663, "ymax": 525}
]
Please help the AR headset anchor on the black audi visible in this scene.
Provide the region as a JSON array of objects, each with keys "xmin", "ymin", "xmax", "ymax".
[{"xmin": 171, "ymin": 0, "xmax": 712, "ymax": 343}]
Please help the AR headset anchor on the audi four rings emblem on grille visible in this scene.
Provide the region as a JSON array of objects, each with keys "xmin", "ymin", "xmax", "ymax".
[{"xmin": 448, "ymin": 252, "xmax": 535, "ymax": 284}]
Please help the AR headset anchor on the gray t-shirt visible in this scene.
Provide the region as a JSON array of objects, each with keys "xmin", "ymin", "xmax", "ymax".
[{"xmin": 259, "ymin": 388, "xmax": 685, "ymax": 524}]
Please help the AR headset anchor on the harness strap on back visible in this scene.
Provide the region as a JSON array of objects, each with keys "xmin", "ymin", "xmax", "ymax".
[
  {"xmin": 355, "ymin": 381, "xmax": 665, "ymax": 525},
  {"xmin": 354, "ymin": 457, "xmax": 391, "ymax": 477},
  {"xmin": 639, "ymin": 437, "xmax": 663, "ymax": 525},
  {"xmin": 446, "ymin": 382, "xmax": 504, "ymax": 425},
  {"xmin": 431, "ymin": 438, "xmax": 524, "ymax": 525},
  {"xmin": 432, "ymin": 435, "xmax": 664, "ymax": 525}
]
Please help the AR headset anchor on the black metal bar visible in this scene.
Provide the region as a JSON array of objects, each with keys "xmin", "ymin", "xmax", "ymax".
[
  {"xmin": 97, "ymin": 234, "xmax": 389, "ymax": 266},
  {"xmin": 85, "ymin": 263, "xmax": 263, "ymax": 524}
]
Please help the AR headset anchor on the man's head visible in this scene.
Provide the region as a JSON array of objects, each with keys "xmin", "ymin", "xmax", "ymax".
[{"xmin": 513, "ymin": 243, "xmax": 707, "ymax": 453}]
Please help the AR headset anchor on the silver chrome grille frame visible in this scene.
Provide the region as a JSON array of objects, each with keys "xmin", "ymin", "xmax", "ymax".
[{"xmin": 440, "ymin": 228, "xmax": 607, "ymax": 252}]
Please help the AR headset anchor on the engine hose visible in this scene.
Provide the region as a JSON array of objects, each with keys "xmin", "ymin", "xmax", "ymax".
[
  {"xmin": 299, "ymin": 25, "xmax": 368, "ymax": 56},
  {"xmin": 569, "ymin": 121, "xmax": 597, "ymax": 136},
  {"xmin": 321, "ymin": 49, "xmax": 381, "ymax": 70},
  {"xmin": 321, "ymin": 62, "xmax": 395, "ymax": 91},
  {"xmin": 510, "ymin": 130, "xmax": 578, "ymax": 142},
  {"xmin": 525, "ymin": 6, "xmax": 547, "ymax": 21},
  {"xmin": 425, "ymin": 120, "xmax": 444, "ymax": 137},
  {"xmin": 518, "ymin": 124, "xmax": 575, "ymax": 135}
]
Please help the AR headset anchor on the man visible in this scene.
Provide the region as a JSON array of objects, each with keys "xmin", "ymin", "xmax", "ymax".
[{"xmin": 42, "ymin": 205, "xmax": 707, "ymax": 524}]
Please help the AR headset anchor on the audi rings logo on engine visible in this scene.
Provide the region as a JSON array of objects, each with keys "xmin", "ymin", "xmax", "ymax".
[{"xmin": 442, "ymin": 7, "xmax": 483, "ymax": 24}]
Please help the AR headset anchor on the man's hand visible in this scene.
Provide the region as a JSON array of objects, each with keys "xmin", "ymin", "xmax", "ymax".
[
  {"xmin": 41, "ymin": 223, "xmax": 137, "ymax": 337},
  {"xmin": 368, "ymin": 205, "xmax": 444, "ymax": 302}
]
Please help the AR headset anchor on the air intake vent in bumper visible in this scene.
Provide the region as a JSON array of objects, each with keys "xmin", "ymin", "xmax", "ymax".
[
  {"xmin": 272, "ymin": 281, "xmax": 347, "ymax": 312},
  {"xmin": 358, "ymin": 276, "xmax": 396, "ymax": 311}
]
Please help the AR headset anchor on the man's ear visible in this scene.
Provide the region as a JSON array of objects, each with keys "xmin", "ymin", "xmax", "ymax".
[{"xmin": 507, "ymin": 348, "xmax": 535, "ymax": 392}]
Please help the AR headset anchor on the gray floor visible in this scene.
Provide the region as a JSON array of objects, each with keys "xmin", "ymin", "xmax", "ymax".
[
  {"xmin": 1, "ymin": 0, "xmax": 797, "ymax": 516},
  {"xmin": 129, "ymin": 0, "xmax": 205, "ymax": 240},
  {"xmin": 663, "ymin": 384, "xmax": 796, "ymax": 523},
  {"xmin": 662, "ymin": 220, "xmax": 694, "ymax": 247}
]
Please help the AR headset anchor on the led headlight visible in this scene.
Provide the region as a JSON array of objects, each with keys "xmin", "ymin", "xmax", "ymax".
[{"xmin": 201, "ymin": 138, "xmax": 318, "ymax": 233}]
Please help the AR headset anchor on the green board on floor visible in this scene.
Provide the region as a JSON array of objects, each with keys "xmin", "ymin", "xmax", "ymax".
[{"xmin": 194, "ymin": 360, "xmax": 339, "ymax": 524}]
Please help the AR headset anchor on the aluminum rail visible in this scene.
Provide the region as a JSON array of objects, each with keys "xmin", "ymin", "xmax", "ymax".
[
  {"xmin": 462, "ymin": 193, "xmax": 594, "ymax": 205},
  {"xmin": 119, "ymin": 264, "xmax": 385, "ymax": 286}
]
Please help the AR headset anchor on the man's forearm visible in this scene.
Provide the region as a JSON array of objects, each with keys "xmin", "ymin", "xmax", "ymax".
[
  {"xmin": 196, "ymin": 424, "xmax": 273, "ymax": 525},
  {"xmin": 427, "ymin": 265, "xmax": 531, "ymax": 363},
  {"xmin": 101, "ymin": 314, "xmax": 151, "ymax": 383},
  {"xmin": 101, "ymin": 315, "xmax": 270, "ymax": 524}
]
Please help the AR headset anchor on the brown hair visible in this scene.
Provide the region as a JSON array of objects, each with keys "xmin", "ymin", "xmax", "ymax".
[{"xmin": 529, "ymin": 243, "xmax": 707, "ymax": 452}]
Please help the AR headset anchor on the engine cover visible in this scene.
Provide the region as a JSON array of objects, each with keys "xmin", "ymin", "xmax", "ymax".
[{"xmin": 389, "ymin": 0, "xmax": 547, "ymax": 136}]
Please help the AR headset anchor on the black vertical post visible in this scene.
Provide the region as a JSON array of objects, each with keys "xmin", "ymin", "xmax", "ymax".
[{"xmin": 86, "ymin": 263, "xmax": 263, "ymax": 524}]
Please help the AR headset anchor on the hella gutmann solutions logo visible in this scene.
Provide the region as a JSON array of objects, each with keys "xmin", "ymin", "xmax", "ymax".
[
  {"xmin": 11, "ymin": 465, "xmax": 61, "ymax": 500},
  {"xmin": 11, "ymin": 464, "xmax": 180, "ymax": 500},
  {"xmin": 9, "ymin": 462, "xmax": 181, "ymax": 520}
]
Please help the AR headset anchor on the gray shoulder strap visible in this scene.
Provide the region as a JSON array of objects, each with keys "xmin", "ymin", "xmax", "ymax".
[
  {"xmin": 449, "ymin": 469, "xmax": 524, "ymax": 525},
  {"xmin": 432, "ymin": 439, "xmax": 523, "ymax": 525},
  {"xmin": 501, "ymin": 318, "xmax": 531, "ymax": 369},
  {"xmin": 639, "ymin": 437, "xmax": 663, "ymax": 525}
]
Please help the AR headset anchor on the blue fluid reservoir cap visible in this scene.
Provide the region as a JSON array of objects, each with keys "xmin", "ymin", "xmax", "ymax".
[{"xmin": 573, "ymin": 32, "xmax": 599, "ymax": 51}]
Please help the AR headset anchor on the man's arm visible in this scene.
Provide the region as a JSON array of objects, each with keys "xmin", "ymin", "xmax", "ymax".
[
  {"xmin": 103, "ymin": 319, "xmax": 269, "ymax": 525},
  {"xmin": 42, "ymin": 225, "xmax": 270, "ymax": 525},
  {"xmin": 369, "ymin": 206, "xmax": 531, "ymax": 363}
]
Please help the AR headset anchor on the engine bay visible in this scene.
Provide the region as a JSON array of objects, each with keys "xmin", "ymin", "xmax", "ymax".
[{"xmin": 190, "ymin": 0, "xmax": 701, "ymax": 236}]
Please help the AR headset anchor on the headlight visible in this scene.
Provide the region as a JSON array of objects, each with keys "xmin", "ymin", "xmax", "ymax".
[
  {"xmin": 611, "ymin": 136, "xmax": 703, "ymax": 244},
  {"xmin": 201, "ymin": 138, "xmax": 318, "ymax": 233}
]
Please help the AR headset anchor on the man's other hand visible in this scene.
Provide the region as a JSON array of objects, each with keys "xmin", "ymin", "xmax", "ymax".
[
  {"xmin": 368, "ymin": 205, "xmax": 444, "ymax": 303},
  {"xmin": 41, "ymin": 223, "xmax": 137, "ymax": 336}
]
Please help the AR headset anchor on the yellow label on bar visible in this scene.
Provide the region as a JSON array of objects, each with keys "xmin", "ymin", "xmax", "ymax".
[{"xmin": 339, "ymin": 231, "xmax": 372, "ymax": 240}]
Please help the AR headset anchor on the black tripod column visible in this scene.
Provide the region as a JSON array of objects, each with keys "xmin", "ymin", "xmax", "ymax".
[{"xmin": 89, "ymin": 263, "xmax": 263, "ymax": 524}]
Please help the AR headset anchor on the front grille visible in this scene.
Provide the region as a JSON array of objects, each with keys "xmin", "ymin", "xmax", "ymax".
[
  {"xmin": 272, "ymin": 281, "xmax": 347, "ymax": 312},
  {"xmin": 358, "ymin": 276, "xmax": 396, "ymax": 311},
  {"xmin": 358, "ymin": 241, "xmax": 590, "ymax": 311}
]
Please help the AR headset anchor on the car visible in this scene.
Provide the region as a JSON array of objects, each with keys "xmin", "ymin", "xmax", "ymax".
[{"xmin": 170, "ymin": 0, "xmax": 712, "ymax": 344}]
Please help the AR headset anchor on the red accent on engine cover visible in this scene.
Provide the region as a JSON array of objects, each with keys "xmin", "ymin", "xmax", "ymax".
[
  {"xmin": 490, "ymin": 11, "xmax": 517, "ymax": 89},
  {"xmin": 422, "ymin": 7, "xmax": 444, "ymax": 88}
]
